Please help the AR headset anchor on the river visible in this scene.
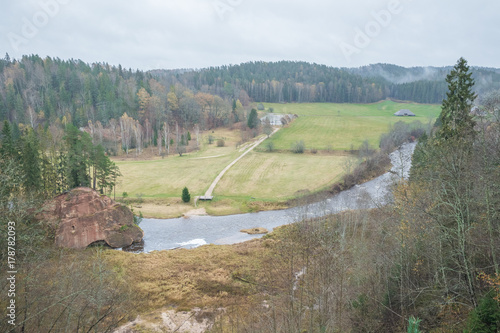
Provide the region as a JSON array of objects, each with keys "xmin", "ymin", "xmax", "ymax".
[{"xmin": 124, "ymin": 142, "xmax": 416, "ymax": 253}]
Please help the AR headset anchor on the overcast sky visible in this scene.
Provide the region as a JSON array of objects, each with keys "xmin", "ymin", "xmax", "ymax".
[{"xmin": 1, "ymin": 0, "xmax": 499, "ymax": 71}]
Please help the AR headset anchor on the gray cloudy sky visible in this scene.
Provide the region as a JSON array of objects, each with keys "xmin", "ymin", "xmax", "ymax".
[{"xmin": 1, "ymin": 0, "xmax": 499, "ymax": 70}]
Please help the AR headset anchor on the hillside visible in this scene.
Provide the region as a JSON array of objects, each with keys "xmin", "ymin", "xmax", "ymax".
[{"xmin": 2, "ymin": 54, "xmax": 500, "ymax": 132}]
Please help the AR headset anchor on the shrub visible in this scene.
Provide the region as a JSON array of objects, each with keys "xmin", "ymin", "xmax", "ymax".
[
  {"xmin": 407, "ymin": 316, "xmax": 422, "ymax": 333},
  {"xmin": 217, "ymin": 139, "xmax": 225, "ymax": 147},
  {"xmin": 182, "ymin": 187, "xmax": 191, "ymax": 203},
  {"xmin": 266, "ymin": 141, "xmax": 275, "ymax": 152},
  {"xmin": 358, "ymin": 140, "xmax": 375, "ymax": 159},
  {"xmin": 208, "ymin": 135, "xmax": 214, "ymax": 144},
  {"xmin": 291, "ymin": 140, "xmax": 305, "ymax": 154}
]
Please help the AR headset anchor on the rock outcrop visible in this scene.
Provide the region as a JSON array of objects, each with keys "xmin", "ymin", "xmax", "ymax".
[{"xmin": 38, "ymin": 187, "xmax": 143, "ymax": 249}]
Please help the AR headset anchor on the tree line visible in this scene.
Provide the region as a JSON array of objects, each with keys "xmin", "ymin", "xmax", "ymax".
[
  {"xmin": 2, "ymin": 54, "xmax": 500, "ymax": 159},
  {"xmin": 155, "ymin": 61, "xmax": 500, "ymax": 104},
  {"xmin": 0, "ymin": 54, "xmax": 249, "ymax": 157}
]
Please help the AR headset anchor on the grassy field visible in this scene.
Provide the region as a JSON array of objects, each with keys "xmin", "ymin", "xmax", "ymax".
[
  {"xmin": 264, "ymin": 100, "xmax": 441, "ymax": 150},
  {"xmin": 114, "ymin": 128, "xmax": 241, "ymax": 198},
  {"xmin": 215, "ymin": 151, "xmax": 349, "ymax": 200}
]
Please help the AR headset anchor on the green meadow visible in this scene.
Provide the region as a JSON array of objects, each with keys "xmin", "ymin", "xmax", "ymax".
[{"xmin": 263, "ymin": 100, "xmax": 441, "ymax": 151}]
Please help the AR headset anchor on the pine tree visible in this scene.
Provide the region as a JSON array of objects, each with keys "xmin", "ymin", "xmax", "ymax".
[
  {"xmin": 64, "ymin": 124, "xmax": 91, "ymax": 188},
  {"xmin": 21, "ymin": 128, "xmax": 42, "ymax": 192},
  {"xmin": 466, "ymin": 292, "xmax": 500, "ymax": 333},
  {"xmin": 0, "ymin": 121, "xmax": 16, "ymax": 158},
  {"xmin": 436, "ymin": 57, "xmax": 477, "ymax": 141},
  {"xmin": 181, "ymin": 187, "xmax": 191, "ymax": 203},
  {"xmin": 247, "ymin": 108, "xmax": 259, "ymax": 129}
]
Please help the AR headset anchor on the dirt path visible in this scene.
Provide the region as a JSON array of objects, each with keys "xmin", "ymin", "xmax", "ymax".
[
  {"xmin": 190, "ymin": 154, "xmax": 226, "ymax": 160},
  {"xmin": 203, "ymin": 128, "xmax": 279, "ymax": 198}
]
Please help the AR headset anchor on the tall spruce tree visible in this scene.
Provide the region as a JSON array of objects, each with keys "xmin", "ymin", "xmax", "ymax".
[
  {"xmin": 21, "ymin": 128, "xmax": 42, "ymax": 192},
  {"xmin": 64, "ymin": 124, "xmax": 92, "ymax": 188},
  {"xmin": 247, "ymin": 108, "xmax": 259, "ymax": 129},
  {"xmin": 436, "ymin": 57, "xmax": 477, "ymax": 141},
  {"xmin": 0, "ymin": 120, "xmax": 16, "ymax": 158}
]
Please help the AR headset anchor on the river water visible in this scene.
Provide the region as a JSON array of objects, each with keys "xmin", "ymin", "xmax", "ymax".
[{"xmin": 125, "ymin": 143, "xmax": 416, "ymax": 253}]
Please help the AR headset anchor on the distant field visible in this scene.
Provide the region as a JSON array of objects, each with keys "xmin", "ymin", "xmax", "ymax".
[
  {"xmin": 215, "ymin": 151, "xmax": 350, "ymax": 200},
  {"xmin": 263, "ymin": 100, "xmax": 440, "ymax": 150}
]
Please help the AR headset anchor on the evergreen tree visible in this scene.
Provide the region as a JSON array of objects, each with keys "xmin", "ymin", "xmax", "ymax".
[
  {"xmin": 181, "ymin": 187, "xmax": 190, "ymax": 203},
  {"xmin": 247, "ymin": 108, "xmax": 259, "ymax": 129},
  {"xmin": 436, "ymin": 57, "xmax": 477, "ymax": 141},
  {"xmin": 21, "ymin": 128, "xmax": 41, "ymax": 192},
  {"xmin": 64, "ymin": 124, "xmax": 91, "ymax": 188},
  {"xmin": 0, "ymin": 121, "xmax": 16, "ymax": 158},
  {"xmin": 466, "ymin": 292, "xmax": 500, "ymax": 333}
]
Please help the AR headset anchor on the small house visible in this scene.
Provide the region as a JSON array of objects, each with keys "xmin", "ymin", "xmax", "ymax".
[{"xmin": 394, "ymin": 109, "xmax": 415, "ymax": 117}]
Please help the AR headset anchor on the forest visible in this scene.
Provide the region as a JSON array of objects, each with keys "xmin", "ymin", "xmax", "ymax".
[{"xmin": 2, "ymin": 54, "xmax": 500, "ymax": 152}]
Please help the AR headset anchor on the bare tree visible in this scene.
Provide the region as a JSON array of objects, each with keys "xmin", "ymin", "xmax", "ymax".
[{"xmin": 133, "ymin": 120, "xmax": 142, "ymax": 156}]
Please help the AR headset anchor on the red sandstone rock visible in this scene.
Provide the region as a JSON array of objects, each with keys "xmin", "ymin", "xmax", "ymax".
[{"xmin": 38, "ymin": 187, "xmax": 143, "ymax": 249}]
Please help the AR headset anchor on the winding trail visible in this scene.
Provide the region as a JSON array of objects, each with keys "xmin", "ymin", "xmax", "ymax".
[{"xmin": 202, "ymin": 128, "xmax": 279, "ymax": 198}]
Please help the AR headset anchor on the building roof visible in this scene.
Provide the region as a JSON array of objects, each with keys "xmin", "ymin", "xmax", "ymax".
[{"xmin": 394, "ymin": 109, "xmax": 415, "ymax": 116}]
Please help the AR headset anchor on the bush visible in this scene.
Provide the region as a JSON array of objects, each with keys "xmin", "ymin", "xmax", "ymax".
[
  {"xmin": 291, "ymin": 140, "xmax": 305, "ymax": 154},
  {"xmin": 208, "ymin": 135, "xmax": 214, "ymax": 144},
  {"xmin": 358, "ymin": 140, "xmax": 375, "ymax": 159},
  {"xmin": 182, "ymin": 187, "xmax": 191, "ymax": 203},
  {"xmin": 217, "ymin": 139, "xmax": 225, "ymax": 147},
  {"xmin": 266, "ymin": 141, "xmax": 275, "ymax": 152}
]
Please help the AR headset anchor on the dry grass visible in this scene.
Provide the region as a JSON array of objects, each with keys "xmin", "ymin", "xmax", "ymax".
[
  {"xmin": 128, "ymin": 198, "xmax": 193, "ymax": 219},
  {"xmin": 105, "ymin": 239, "xmax": 272, "ymax": 312}
]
